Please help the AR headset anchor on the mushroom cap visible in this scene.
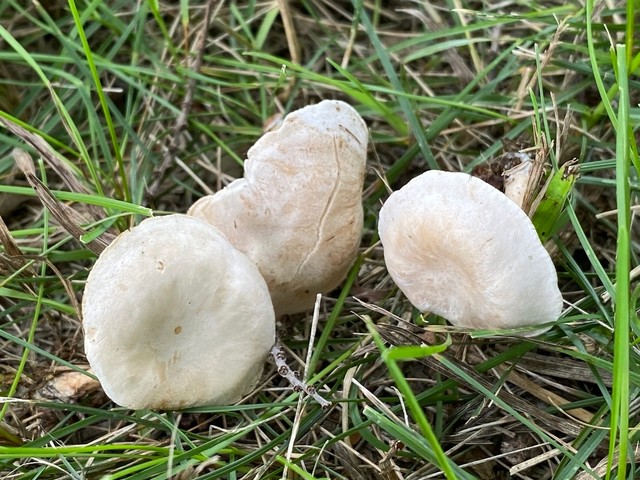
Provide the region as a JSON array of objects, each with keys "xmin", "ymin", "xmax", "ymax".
[
  {"xmin": 378, "ymin": 171, "xmax": 562, "ymax": 332},
  {"xmin": 82, "ymin": 215, "xmax": 275, "ymax": 409},
  {"xmin": 188, "ymin": 100, "xmax": 367, "ymax": 316}
]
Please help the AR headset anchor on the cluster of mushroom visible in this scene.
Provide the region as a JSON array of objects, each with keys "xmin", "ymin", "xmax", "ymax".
[
  {"xmin": 82, "ymin": 100, "xmax": 369, "ymax": 409},
  {"xmin": 82, "ymin": 100, "xmax": 564, "ymax": 410}
]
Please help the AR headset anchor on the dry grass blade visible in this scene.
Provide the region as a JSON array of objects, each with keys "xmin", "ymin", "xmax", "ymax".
[
  {"xmin": 0, "ymin": 215, "xmax": 23, "ymax": 257},
  {"xmin": 509, "ymin": 447, "xmax": 563, "ymax": 475},
  {"xmin": 575, "ymin": 447, "xmax": 640, "ymax": 480},
  {"xmin": 277, "ymin": 0, "xmax": 300, "ymax": 65},
  {"xmin": 510, "ymin": 350, "xmax": 613, "ymax": 387},
  {"xmin": 0, "ymin": 117, "xmax": 106, "ymax": 220},
  {"xmin": 513, "ymin": 17, "xmax": 570, "ymax": 111},
  {"xmin": 13, "ymin": 149, "xmax": 111, "ymax": 254},
  {"xmin": 496, "ymin": 365, "xmax": 594, "ymax": 424},
  {"xmin": 148, "ymin": 1, "xmax": 219, "ymax": 197},
  {"xmin": 0, "ymin": 216, "xmax": 33, "ymax": 276}
]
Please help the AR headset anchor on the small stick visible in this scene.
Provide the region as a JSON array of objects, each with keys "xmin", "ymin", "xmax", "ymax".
[
  {"xmin": 282, "ymin": 294, "xmax": 324, "ymax": 479},
  {"xmin": 303, "ymin": 293, "xmax": 322, "ymax": 382},
  {"xmin": 284, "ymin": 293, "xmax": 328, "ymax": 478},
  {"xmin": 270, "ymin": 342, "xmax": 331, "ymax": 409},
  {"xmin": 148, "ymin": 1, "xmax": 219, "ymax": 196}
]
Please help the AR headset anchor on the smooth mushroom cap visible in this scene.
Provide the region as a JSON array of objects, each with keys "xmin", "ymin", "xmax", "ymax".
[
  {"xmin": 378, "ymin": 171, "xmax": 563, "ymax": 332},
  {"xmin": 82, "ymin": 215, "xmax": 275, "ymax": 409},
  {"xmin": 188, "ymin": 100, "xmax": 368, "ymax": 316}
]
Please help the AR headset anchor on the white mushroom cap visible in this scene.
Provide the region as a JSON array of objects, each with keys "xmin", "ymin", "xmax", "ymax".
[
  {"xmin": 378, "ymin": 171, "xmax": 562, "ymax": 332},
  {"xmin": 82, "ymin": 215, "xmax": 275, "ymax": 409},
  {"xmin": 188, "ymin": 100, "xmax": 367, "ymax": 316}
]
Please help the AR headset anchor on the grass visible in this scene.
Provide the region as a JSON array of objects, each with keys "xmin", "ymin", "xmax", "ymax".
[{"xmin": 0, "ymin": 0, "xmax": 638, "ymax": 478}]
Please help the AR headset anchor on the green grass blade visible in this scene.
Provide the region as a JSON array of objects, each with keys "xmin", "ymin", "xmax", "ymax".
[
  {"xmin": 0, "ymin": 24, "xmax": 105, "ymax": 197},
  {"xmin": 0, "ymin": 185, "xmax": 151, "ymax": 216},
  {"xmin": 67, "ymin": 0, "xmax": 130, "ymax": 203},
  {"xmin": 353, "ymin": 0, "xmax": 437, "ymax": 169},
  {"xmin": 307, "ymin": 255, "xmax": 363, "ymax": 376},
  {"xmin": 363, "ymin": 407, "xmax": 475, "ymax": 479},
  {"xmin": 434, "ymin": 354, "xmax": 593, "ymax": 471},
  {"xmin": 606, "ymin": 43, "xmax": 631, "ymax": 480},
  {"xmin": 363, "ymin": 316, "xmax": 459, "ymax": 479},
  {"xmin": 531, "ymin": 161, "xmax": 580, "ymax": 242},
  {"xmin": 585, "ymin": 0, "xmax": 617, "ymax": 128}
]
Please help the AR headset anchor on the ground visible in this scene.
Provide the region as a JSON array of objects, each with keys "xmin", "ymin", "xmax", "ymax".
[{"xmin": 0, "ymin": 1, "xmax": 638, "ymax": 479}]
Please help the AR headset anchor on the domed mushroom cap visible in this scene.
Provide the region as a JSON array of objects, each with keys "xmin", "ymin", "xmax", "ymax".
[
  {"xmin": 378, "ymin": 171, "xmax": 562, "ymax": 332},
  {"xmin": 82, "ymin": 215, "xmax": 275, "ymax": 409},
  {"xmin": 188, "ymin": 100, "xmax": 367, "ymax": 316}
]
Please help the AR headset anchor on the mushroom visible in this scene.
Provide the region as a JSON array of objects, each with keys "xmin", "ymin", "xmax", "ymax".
[
  {"xmin": 378, "ymin": 171, "xmax": 562, "ymax": 333},
  {"xmin": 188, "ymin": 100, "xmax": 368, "ymax": 316},
  {"xmin": 502, "ymin": 152, "xmax": 535, "ymax": 209},
  {"xmin": 82, "ymin": 214, "xmax": 275, "ymax": 409}
]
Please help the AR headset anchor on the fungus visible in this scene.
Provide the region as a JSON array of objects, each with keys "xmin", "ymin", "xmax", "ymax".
[
  {"xmin": 82, "ymin": 215, "xmax": 275, "ymax": 409},
  {"xmin": 188, "ymin": 100, "xmax": 367, "ymax": 316},
  {"xmin": 378, "ymin": 171, "xmax": 562, "ymax": 333},
  {"xmin": 502, "ymin": 152, "xmax": 535, "ymax": 209}
]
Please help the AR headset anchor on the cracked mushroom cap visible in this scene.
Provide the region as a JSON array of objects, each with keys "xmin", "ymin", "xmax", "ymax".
[
  {"xmin": 82, "ymin": 215, "xmax": 275, "ymax": 409},
  {"xmin": 378, "ymin": 171, "xmax": 562, "ymax": 333},
  {"xmin": 188, "ymin": 100, "xmax": 368, "ymax": 316}
]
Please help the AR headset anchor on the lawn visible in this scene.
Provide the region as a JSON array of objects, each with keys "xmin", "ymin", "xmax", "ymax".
[{"xmin": 0, "ymin": 1, "xmax": 638, "ymax": 479}]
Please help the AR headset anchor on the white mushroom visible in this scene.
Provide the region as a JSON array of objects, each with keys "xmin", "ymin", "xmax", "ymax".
[
  {"xmin": 378, "ymin": 171, "xmax": 562, "ymax": 333},
  {"xmin": 188, "ymin": 100, "xmax": 367, "ymax": 316},
  {"xmin": 502, "ymin": 152, "xmax": 534, "ymax": 209},
  {"xmin": 82, "ymin": 215, "xmax": 275, "ymax": 409}
]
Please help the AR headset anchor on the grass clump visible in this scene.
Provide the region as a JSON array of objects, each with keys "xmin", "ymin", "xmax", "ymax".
[{"xmin": 0, "ymin": 1, "xmax": 638, "ymax": 479}]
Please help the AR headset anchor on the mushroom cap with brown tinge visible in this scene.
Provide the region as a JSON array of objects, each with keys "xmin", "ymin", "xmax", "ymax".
[
  {"xmin": 188, "ymin": 100, "xmax": 368, "ymax": 316},
  {"xmin": 82, "ymin": 215, "xmax": 275, "ymax": 409},
  {"xmin": 378, "ymin": 171, "xmax": 562, "ymax": 333}
]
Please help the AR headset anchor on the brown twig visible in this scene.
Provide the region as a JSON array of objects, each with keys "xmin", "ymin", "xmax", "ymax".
[
  {"xmin": 270, "ymin": 342, "xmax": 331, "ymax": 409},
  {"xmin": 148, "ymin": 1, "xmax": 218, "ymax": 197}
]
